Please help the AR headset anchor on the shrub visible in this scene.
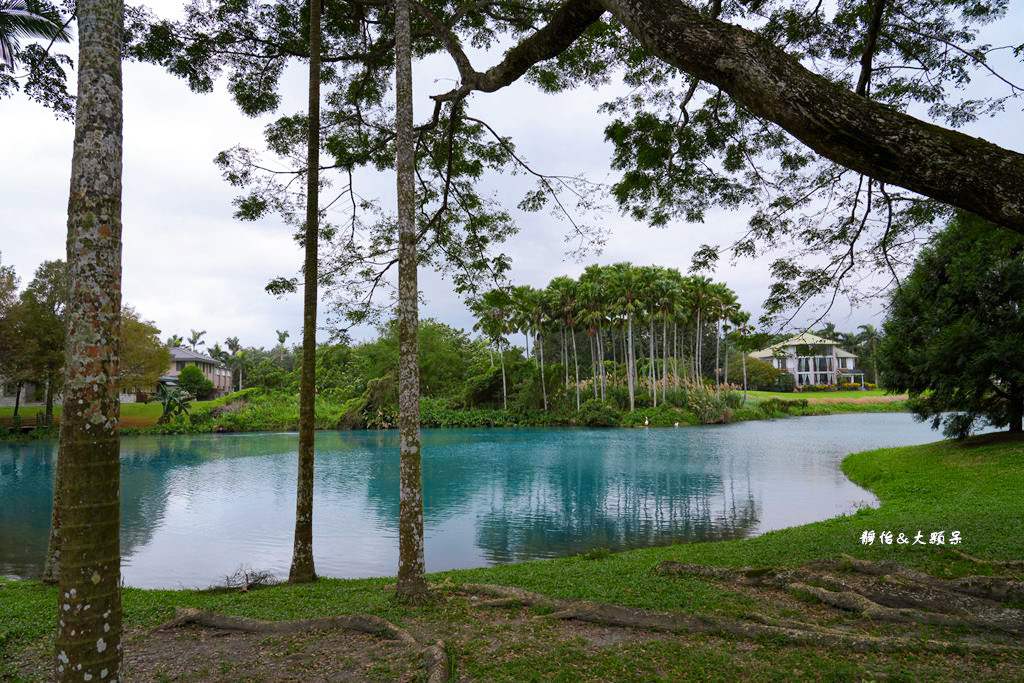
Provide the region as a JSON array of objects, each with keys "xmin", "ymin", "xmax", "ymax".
[
  {"xmin": 177, "ymin": 364, "xmax": 214, "ymax": 400},
  {"xmin": 576, "ymin": 399, "xmax": 622, "ymax": 427}
]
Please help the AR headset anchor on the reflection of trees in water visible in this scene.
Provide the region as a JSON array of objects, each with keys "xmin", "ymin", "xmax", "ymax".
[
  {"xmin": 473, "ymin": 439, "xmax": 760, "ymax": 563},
  {"xmin": 1, "ymin": 434, "xmax": 300, "ymax": 579},
  {"xmin": 352, "ymin": 428, "xmax": 761, "ymax": 564},
  {"xmin": 0, "ymin": 442, "xmax": 57, "ymax": 577}
]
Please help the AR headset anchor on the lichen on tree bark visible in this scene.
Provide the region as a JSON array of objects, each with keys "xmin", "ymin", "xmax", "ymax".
[
  {"xmin": 394, "ymin": 0, "xmax": 427, "ymax": 601},
  {"xmin": 54, "ymin": 0, "xmax": 125, "ymax": 678}
]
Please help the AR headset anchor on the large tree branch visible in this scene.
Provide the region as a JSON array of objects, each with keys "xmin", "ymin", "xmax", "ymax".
[
  {"xmin": 600, "ymin": 0, "xmax": 1024, "ymax": 232},
  {"xmin": 429, "ymin": 0, "xmax": 1024, "ymax": 232}
]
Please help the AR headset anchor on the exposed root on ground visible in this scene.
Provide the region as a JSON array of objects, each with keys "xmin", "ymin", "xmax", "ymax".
[
  {"xmin": 460, "ymin": 583, "xmax": 1022, "ymax": 654},
  {"xmin": 155, "ymin": 608, "xmax": 449, "ymax": 679},
  {"xmin": 656, "ymin": 557, "xmax": 1024, "ymax": 637},
  {"xmin": 948, "ymin": 548, "xmax": 1024, "ymax": 570}
]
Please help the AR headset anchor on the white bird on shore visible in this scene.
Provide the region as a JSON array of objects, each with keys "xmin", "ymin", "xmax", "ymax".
[
  {"xmin": 674, "ymin": 422, "xmax": 679, "ymax": 427},
  {"xmin": 644, "ymin": 416, "xmax": 649, "ymax": 426}
]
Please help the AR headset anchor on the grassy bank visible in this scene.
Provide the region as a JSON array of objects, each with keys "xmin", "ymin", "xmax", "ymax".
[{"xmin": 4, "ymin": 434, "xmax": 1021, "ymax": 680}]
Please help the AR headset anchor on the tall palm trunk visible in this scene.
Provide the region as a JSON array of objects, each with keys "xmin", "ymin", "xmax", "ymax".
[
  {"xmin": 289, "ymin": 0, "xmax": 321, "ymax": 584},
  {"xmin": 649, "ymin": 318, "xmax": 656, "ymax": 405},
  {"xmin": 723, "ymin": 334, "xmax": 729, "ymax": 385},
  {"xmin": 571, "ymin": 327, "xmax": 580, "ymax": 410},
  {"xmin": 662, "ymin": 316, "xmax": 668, "ymax": 402},
  {"xmin": 742, "ymin": 350, "xmax": 748, "ymax": 394},
  {"xmin": 54, "ymin": 0, "xmax": 125, "ymax": 674},
  {"xmin": 539, "ymin": 328, "xmax": 547, "ymax": 410},
  {"xmin": 673, "ymin": 322, "xmax": 679, "ymax": 388},
  {"xmin": 626, "ymin": 314, "xmax": 635, "ymax": 410},
  {"xmin": 715, "ymin": 317, "xmax": 721, "ymax": 387},
  {"xmin": 394, "ymin": 0, "xmax": 426, "ymax": 601},
  {"xmin": 590, "ymin": 335, "xmax": 598, "ymax": 399},
  {"xmin": 499, "ymin": 341, "xmax": 507, "ymax": 410}
]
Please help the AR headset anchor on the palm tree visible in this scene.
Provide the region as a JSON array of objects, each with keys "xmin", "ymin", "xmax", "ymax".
[
  {"xmin": 165, "ymin": 333, "xmax": 183, "ymax": 347},
  {"xmin": 609, "ymin": 263, "xmax": 639, "ymax": 410},
  {"xmin": 0, "ymin": 0, "xmax": 71, "ymax": 71},
  {"xmin": 857, "ymin": 324, "xmax": 882, "ymax": 384},
  {"xmin": 547, "ymin": 276, "xmax": 581, "ymax": 410},
  {"xmin": 471, "ymin": 289, "xmax": 513, "ymax": 410},
  {"xmin": 187, "ymin": 328, "xmax": 206, "ymax": 351},
  {"xmin": 276, "ymin": 329, "xmax": 290, "ymax": 361},
  {"xmin": 52, "ymin": 0, "xmax": 124, "ymax": 675}
]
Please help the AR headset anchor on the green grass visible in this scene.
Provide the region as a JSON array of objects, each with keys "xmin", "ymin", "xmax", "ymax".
[
  {"xmin": 4, "ymin": 433, "xmax": 1022, "ymax": 680},
  {"xmin": 746, "ymin": 389, "xmax": 894, "ymax": 399}
]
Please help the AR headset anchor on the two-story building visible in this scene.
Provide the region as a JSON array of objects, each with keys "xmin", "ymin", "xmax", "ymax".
[
  {"xmin": 748, "ymin": 333, "xmax": 865, "ymax": 388},
  {"xmin": 164, "ymin": 347, "xmax": 232, "ymax": 397}
]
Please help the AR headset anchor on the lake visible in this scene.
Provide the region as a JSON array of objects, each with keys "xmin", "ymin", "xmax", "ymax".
[{"xmin": 0, "ymin": 413, "xmax": 943, "ymax": 588}]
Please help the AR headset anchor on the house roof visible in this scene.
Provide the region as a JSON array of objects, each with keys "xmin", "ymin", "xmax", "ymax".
[
  {"xmin": 169, "ymin": 347, "xmax": 225, "ymax": 366},
  {"xmin": 749, "ymin": 333, "xmax": 857, "ymax": 359}
]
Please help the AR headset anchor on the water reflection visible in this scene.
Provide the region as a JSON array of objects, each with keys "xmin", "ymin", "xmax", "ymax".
[{"xmin": 0, "ymin": 414, "xmax": 946, "ymax": 588}]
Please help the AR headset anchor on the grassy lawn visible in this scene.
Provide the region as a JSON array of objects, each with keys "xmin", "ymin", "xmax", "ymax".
[
  {"xmin": 3, "ymin": 433, "xmax": 1022, "ymax": 680},
  {"xmin": 746, "ymin": 389, "xmax": 899, "ymax": 400},
  {"xmin": 0, "ymin": 400, "xmax": 220, "ymax": 427}
]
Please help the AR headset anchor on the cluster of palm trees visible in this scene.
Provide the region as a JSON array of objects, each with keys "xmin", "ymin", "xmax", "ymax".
[{"xmin": 470, "ymin": 263, "xmax": 749, "ymax": 411}]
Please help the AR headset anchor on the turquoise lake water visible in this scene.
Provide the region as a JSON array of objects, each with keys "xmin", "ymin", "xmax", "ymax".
[{"xmin": 0, "ymin": 414, "xmax": 944, "ymax": 588}]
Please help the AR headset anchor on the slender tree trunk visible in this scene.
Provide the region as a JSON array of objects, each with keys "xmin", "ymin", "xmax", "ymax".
[
  {"xmin": 696, "ymin": 308, "xmax": 702, "ymax": 380},
  {"xmin": 626, "ymin": 314, "xmax": 635, "ymax": 410},
  {"xmin": 571, "ymin": 327, "xmax": 580, "ymax": 410},
  {"xmin": 54, "ymin": 0, "xmax": 124, "ymax": 673},
  {"xmin": 499, "ymin": 341, "xmax": 507, "ymax": 410},
  {"xmin": 715, "ymin": 317, "xmax": 721, "ymax": 387},
  {"xmin": 12, "ymin": 382, "xmax": 21, "ymax": 418},
  {"xmin": 1009, "ymin": 398, "xmax": 1022, "ymax": 434},
  {"xmin": 590, "ymin": 335, "xmax": 598, "ymax": 399},
  {"xmin": 662, "ymin": 316, "xmax": 668, "ymax": 402},
  {"xmin": 562, "ymin": 326, "xmax": 569, "ymax": 386},
  {"xmin": 742, "ymin": 349, "xmax": 748, "ymax": 393},
  {"xmin": 395, "ymin": 0, "xmax": 426, "ymax": 601},
  {"xmin": 649, "ymin": 318, "xmax": 656, "ymax": 406},
  {"xmin": 673, "ymin": 322, "xmax": 679, "ymax": 388},
  {"xmin": 45, "ymin": 375, "xmax": 55, "ymax": 425},
  {"xmin": 598, "ymin": 326, "xmax": 606, "ymax": 400},
  {"xmin": 539, "ymin": 328, "xmax": 547, "ymax": 410},
  {"xmin": 724, "ymin": 334, "xmax": 729, "ymax": 385},
  {"xmin": 289, "ymin": 0, "xmax": 321, "ymax": 585}
]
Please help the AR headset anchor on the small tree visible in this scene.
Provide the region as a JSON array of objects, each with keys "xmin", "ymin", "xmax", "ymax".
[
  {"xmin": 880, "ymin": 212, "xmax": 1024, "ymax": 438},
  {"xmin": 177, "ymin": 364, "xmax": 214, "ymax": 400}
]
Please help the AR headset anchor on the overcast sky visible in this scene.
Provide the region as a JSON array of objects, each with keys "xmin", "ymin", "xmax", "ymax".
[{"xmin": 2, "ymin": 3, "xmax": 1022, "ymax": 351}]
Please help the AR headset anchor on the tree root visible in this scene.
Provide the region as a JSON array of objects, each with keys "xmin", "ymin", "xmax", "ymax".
[
  {"xmin": 949, "ymin": 548, "xmax": 1024, "ymax": 571},
  {"xmin": 835, "ymin": 555, "xmax": 1024, "ymax": 603},
  {"xmin": 656, "ymin": 559, "xmax": 1024, "ymax": 637},
  {"xmin": 155, "ymin": 608, "xmax": 451, "ymax": 678},
  {"xmin": 460, "ymin": 583, "xmax": 1023, "ymax": 654}
]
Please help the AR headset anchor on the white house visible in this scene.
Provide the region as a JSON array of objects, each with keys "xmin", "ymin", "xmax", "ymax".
[{"xmin": 748, "ymin": 333, "xmax": 865, "ymax": 387}]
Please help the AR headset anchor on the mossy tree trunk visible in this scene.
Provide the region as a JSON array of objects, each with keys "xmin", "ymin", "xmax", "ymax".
[
  {"xmin": 54, "ymin": 0, "xmax": 124, "ymax": 676},
  {"xmin": 288, "ymin": 0, "xmax": 321, "ymax": 586},
  {"xmin": 394, "ymin": 0, "xmax": 427, "ymax": 601}
]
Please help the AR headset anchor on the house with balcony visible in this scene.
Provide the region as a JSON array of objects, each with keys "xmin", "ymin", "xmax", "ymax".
[
  {"xmin": 748, "ymin": 333, "xmax": 865, "ymax": 388},
  {"xmin": 164, "ymin": 347, "xmax": 232, "ymax": 397}
]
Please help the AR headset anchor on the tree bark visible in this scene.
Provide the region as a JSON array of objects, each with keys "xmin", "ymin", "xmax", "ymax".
[
  {"xmin": 395, "ymin": 0, "xmax": 427, "ymax": 601},
  {"xmin": 499, "ymin": 341, "xmax": 507, "ymax": 410},
  {"xmin": 288, "ymin": 0, "xmax": 321, "ymax": 585},
  {"xmin": 55, "ymin": 0, "xmax": 124, "ymax": 675}
]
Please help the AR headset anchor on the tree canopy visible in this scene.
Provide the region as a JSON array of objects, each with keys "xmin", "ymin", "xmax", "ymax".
[{"xmin": 879, "ymin": 212, "xmax": 1024, "ymax": 437}]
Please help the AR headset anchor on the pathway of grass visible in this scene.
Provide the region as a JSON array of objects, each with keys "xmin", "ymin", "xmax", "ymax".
[{"xmin": 3, "ymin": 433, "xmax": 1021, "ymax": 680}]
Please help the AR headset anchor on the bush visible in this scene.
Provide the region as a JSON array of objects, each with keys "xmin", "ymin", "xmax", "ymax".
[
  {"xmin": 774, "ymin": 372, "xmax": 796, "ymax": 392},
  {"xmin": 576, "ymin": 399, "xmax": 622, "ymax": 427},
  {"xmin": 177, "ymin": 364, "xmax": 214, "ymax": 400}
]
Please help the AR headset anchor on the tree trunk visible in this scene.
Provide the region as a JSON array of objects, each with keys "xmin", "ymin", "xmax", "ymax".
[
  {"xmin": 590, "ymin": 335, "xmax": 598, "ymax": 399},
  {"xmin": 289, "ymin": 0, "xmax": 321, "ymax": 585},
  {"xmin": 12, "ymin": 381, "xmax": 21, "ymax": 418},
  {"xmin": 626, "ymin": 314, "xmax": 635, "ymax": 410},
  {"xmin": 662, "ymin": 316, "xmax": 668, "ymax": 402},
  {"xmin": 55, "ymin": 0, "xmax": 125, "ymax": 674},
  {"xmin": 649, "ymin": 318, "xmax": 656, "ymax": 406},
  {"xmin": 45, "ymin": 375, "xmax": 55, "ymax": 426},
  {"xmin": 499, "ymin": 342, "xmax": 507, "ymax": 410},
  {"xmin": 742, "ymin": 351, "xmax": 748, "ymax": 394},
  {"xmin": 571, "ymin": 327, "xmax": 580, "ymax": 410},
  {"xmin": 1009, "ymin": 398, "xmax": 1023, "ymax": 434},
  {"xmin": 539, "ymin": 328, "xmax": 547, "ymax": 410},
  {"xmin": 394, "ymin": 0, "xmax": 427, "ymax": 601},
  {"xmin": 715, "ymin": 317, "xmax": 721, "ymax": 387}
]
